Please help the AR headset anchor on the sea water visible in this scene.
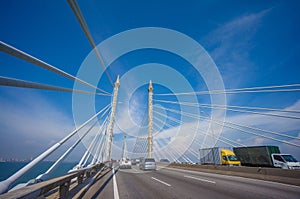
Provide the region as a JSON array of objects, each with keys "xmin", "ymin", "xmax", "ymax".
[{"xmin": 0, "ymin": 161, "xmax": 76, "ymax": 189}]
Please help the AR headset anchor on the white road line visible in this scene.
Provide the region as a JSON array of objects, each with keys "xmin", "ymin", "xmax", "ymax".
[
  {"xmin": 151, "ymin": 177, "xmax": 172, "ymax": 187},
  {"xmin": 184, "ymin": 175, "xmax": 216, "ymax": 184},
  {"xmin": 132, "ymin": 167, "xmax": 139, "ymax": 172},
  {"xmin": 164, "ymin": 167, "xmax": 300, "ymax": 189},
  {"xmin": 112, "ymin": 168, "xmax": 120, "ymax": 199}
]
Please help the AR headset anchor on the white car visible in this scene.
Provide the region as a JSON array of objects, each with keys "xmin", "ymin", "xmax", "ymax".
[
  {"xmin": 119, "ymin": 158, "xmax": 132, "ymax": 169},
  {"xmin": 272, "ymin": 154, "xmax": 300, "ymax": 169}
]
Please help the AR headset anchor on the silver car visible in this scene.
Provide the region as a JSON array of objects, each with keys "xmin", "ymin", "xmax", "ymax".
[{"xmin": 139, "ymin": 158, "xmax": 156, "ymax": 170}]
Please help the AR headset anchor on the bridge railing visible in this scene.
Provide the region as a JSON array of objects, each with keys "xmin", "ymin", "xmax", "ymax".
[{"xmin": 0, "ymin": 163, "xmax": 106, "ymax": 199}]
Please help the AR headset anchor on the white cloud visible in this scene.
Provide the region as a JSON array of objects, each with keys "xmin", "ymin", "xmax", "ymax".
[
  {"xmin": 207, "ymin": 99, "xmax": 300, "ymax": 160},
  {"xmin": 110, "ymin": 95, "xmax": 300, "ymax": 162},
  {"xmin": 253, "ymin": 138, "xmax": 264, "ymax": 145},
  {"xmin": 0, "ymin": 89, "xmax": 75, "ymax": 160},
  {"xmin": 202, "ymin": 8, "xmax": 272, "ymax": 89},
  {"xmin": 138, "ymin": 99, "xmax": 300, "ymax": 162},
  {"xmin": 224, "ymin": 100, "xmax": 300, "ymax": 133},
  {"xmin": 207, "ymin": 9, "xmax": 270, "ymax": 44},
  {"xmin": 114, "ymin": 76, "xmax": 148, "ymax": 137},
  {"xmin": 279, "ymin": 133, "xmax": 300, "ymax": 160}
]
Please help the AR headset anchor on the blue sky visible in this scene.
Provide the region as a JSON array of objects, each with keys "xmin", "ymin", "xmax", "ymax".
[{"xmin": 0, "ymin": 0, "xmax": 300, "ymax": 162}]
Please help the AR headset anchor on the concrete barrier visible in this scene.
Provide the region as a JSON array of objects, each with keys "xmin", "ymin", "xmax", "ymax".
[{"xmin": 168, "ymin": 163, "xmax": 300, "ymax": 186}]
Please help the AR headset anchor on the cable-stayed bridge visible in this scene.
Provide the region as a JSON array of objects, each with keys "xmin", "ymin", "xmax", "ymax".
[{"xmin": 0, "ymin": 0, "xmax": 300, "ymax": 198}]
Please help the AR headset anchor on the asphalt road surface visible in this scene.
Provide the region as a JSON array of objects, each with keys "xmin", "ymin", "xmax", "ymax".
[{"xmin": 82, "ymin": 165, "xmax": 300, "ymax": 199}]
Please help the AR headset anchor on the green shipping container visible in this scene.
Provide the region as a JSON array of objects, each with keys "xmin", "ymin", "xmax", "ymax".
[{"xmin": 233, "ymin": 146, "xmax": 280, "ymax": 167}]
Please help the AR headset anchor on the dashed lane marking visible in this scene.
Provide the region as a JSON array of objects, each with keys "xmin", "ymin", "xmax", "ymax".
[
  {"xmin": 184, "ymin": 175, "xmax": 216, "ymax": 184},
  {"xmin": 151, "ymin": 177, "xmax": 172, "ymax": 187}
]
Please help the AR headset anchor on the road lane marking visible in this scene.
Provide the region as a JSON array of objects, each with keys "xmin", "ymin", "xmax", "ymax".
[
  {"xmin": 164, "ymin": 167, "xmax": 300, "ymax": 189},
  {"xmin": 132, "ymin": 167, "xmax": 139, "ymax": 172},
  {"xmin": 184, "ymin": 175, "xmax": 216, "ymax": 184},
  {"xmin": 151, "ymin": 177, "xmax": 172, "ymax": 187},
  {"xmin": 112, "ymin": 168, "xmax": 120, "ymax": 199}
]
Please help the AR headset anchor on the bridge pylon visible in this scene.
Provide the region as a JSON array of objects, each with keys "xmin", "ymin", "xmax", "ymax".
[
  {"xmin": 148, "ymin": 80, "xmax": 153, "ymax": 158},
  {"xmin": 105, "ymin": 75, "xmax": 120, "ymax": 161},
  {"xmin": 122, "ymin": 133, "xmax": 127, "ymax": 159}
]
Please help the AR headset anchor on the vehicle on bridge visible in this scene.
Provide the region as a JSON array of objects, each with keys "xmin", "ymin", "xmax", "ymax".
[
  {"xmin": 131, "ymin": 159, "xmax": 137, "ymax": 165},
  {"xmin": 199, "ymin": 147, "xmax": 241, "ymax": 166},
  {"xmin": 234, "ymin": 146, "xmax": 300, "ymax": 169},
  {"xmin": 234, "ymin": 146, "xmax": 280, "ymax": 167},
  {"xmin": 119, "ymin": 158, "xmax": 132, "ymax": 169},
  {"xmin": 131, "ymin": 158, "xmax": 140, "ymax": 165},
  {"xmin": 272, "ymin": 154, "xmax": 300, "ymax": 169},
  {"xmin": 139, "ymin": 158, "xmax": 157, "ymax": 170}
]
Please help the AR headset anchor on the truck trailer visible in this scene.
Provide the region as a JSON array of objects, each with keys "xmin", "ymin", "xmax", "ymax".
[
  {"xmin": 233, "ymin": 146, "xmax": 300, "ymax": 169},
  {"xmin": 199, "ymin": 147, "xmax": 241, "ymax": 166},
  {"xmin": 233, "ymin": 146, "xmax": 279, "ymax": 167}
]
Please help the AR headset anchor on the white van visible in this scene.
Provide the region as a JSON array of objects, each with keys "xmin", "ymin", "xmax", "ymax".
[{"xmin": 271, "ymin": 154, "xmax": 300, "ymax": 169}]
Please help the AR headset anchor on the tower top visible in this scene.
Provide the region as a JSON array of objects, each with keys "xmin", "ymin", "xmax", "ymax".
[
  {"xmin": 115, "ymin": 75, "xmax": 120, "ymax": 87},
  {"xmin": 148, "ymin": 80, "xmax": 153, "ymax": 92}
]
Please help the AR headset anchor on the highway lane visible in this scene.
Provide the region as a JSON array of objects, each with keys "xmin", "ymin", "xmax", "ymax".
[
  {"xmin": 149, "ymin": 167, "xmax": 300, "ymax": 199},
  {"xmin": 83, "ymin": 165, "xmax": 300, "ymax": 199}
]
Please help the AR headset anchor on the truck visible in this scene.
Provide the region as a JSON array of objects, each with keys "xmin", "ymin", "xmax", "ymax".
[
  {"xmin": 199, "ymin": 147, "xmax": 241, "ymax": 166},
  {"xmin": 233, "ymin": 146, "xmax": 300, "ymax": 169}
]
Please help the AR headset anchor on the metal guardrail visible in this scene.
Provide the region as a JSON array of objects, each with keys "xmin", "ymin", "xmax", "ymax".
[{"xmin": 0, "ymin": 163, "xmax": 106, "ymax": 199}]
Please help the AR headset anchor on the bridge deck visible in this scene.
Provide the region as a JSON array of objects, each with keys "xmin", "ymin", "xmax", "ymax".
[
  {"xmin": 1, "ymin": 164, "xmax": 299, "ymax": 199},
  {"xmin": 80, "ymin": 164, "xmax": 300, "ymax": 199}
]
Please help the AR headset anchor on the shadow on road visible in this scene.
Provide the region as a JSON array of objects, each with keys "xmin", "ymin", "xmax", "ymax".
[{"xmin": 90, "ymin": 168, "xmax": 119, "ymax": 199}]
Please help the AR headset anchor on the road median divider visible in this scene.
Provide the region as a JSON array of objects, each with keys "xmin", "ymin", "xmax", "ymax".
[{"xmin": 167, "ymin": 163, "xmax": 300, "ymax": 186}]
